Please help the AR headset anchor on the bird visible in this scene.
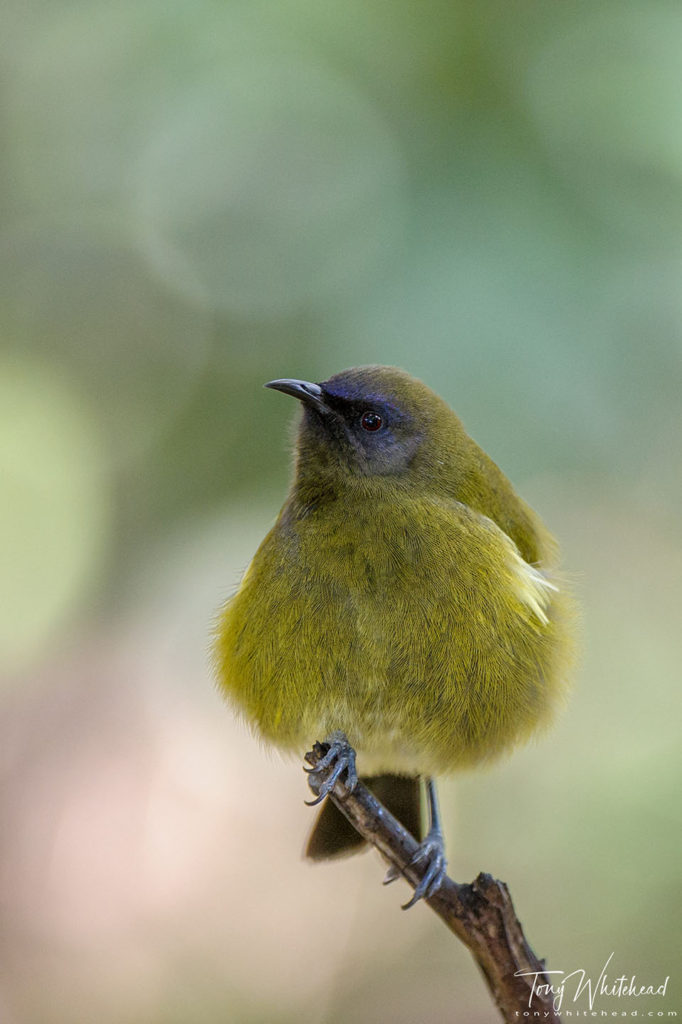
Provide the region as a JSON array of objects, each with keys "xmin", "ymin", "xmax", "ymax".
[{"xmin": 214, "ymin": 365, "xmax": 576, "ymax": 906}]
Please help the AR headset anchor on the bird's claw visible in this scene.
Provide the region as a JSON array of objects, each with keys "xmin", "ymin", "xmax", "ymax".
[
  {"xmin": 402, "ymin": 828, "xmax": 447, "ymax": 909},
  {"xmin": 304, "ymin": 732, "xmax": 358, "ymax": 806},
  {"xmin": 382, "ymin": 863, "xmax": 401, "ymax": 886}
]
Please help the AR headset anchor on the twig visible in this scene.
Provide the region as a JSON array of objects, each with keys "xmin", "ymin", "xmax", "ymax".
[{"xmin": 305, "ymin": 742, "xmax": 561, "ymax": 1024}]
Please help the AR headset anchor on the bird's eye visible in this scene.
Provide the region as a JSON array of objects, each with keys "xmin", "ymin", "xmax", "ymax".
[{"xmin": 360, "ymin": 410, "xmax": 383, "ymax": 432}]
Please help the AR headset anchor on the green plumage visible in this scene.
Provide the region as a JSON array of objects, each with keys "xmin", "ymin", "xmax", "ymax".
[{"xmin": 215, "ymin": 366, "xmax": 576, "ymax": 854}]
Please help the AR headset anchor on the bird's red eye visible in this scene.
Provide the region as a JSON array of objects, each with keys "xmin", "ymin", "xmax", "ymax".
[{"xmin": 361, "ymin": 411, "xmax": 383, "ymax": 432}]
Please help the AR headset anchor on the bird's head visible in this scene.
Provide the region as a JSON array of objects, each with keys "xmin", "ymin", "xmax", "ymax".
[{"xmin": 266, "ymin": 365, "xmax": 465, "ymax": 491}]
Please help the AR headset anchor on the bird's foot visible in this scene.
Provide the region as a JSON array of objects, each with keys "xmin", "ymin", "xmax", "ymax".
[
  {"xmin": 401, "ymin": 828, "xmax": 447, "ymax": 910},
  {"xmin": 304, "ymin": 731, "xmax": 358, "ymax": 806}
]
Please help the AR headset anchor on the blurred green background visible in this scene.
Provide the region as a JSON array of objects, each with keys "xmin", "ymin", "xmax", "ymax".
[{"xmin": 2, "ymin": 1, "xmax": 681, "ymax": 1021}]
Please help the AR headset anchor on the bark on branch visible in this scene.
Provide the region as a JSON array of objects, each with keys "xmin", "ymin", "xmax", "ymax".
[{"xmin": 305, "ymin": 742, "xmax": 561, "ymax": 1024}]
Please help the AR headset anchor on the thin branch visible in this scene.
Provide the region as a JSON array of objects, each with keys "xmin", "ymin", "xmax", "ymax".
[{"xmin": 305, "ymin": 742, "xmax": 561, "ymax": 1024}]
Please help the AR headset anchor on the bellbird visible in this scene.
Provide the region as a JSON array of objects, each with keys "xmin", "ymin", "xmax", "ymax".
[{"xmin": 215, "ymin": 365, "xmax": 575, "ymax": 905}]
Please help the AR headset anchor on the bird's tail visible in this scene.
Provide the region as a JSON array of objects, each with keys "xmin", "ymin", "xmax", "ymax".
[{"xmin": 305, "ymin": 774, "xmax": 423, "ymax": 860}]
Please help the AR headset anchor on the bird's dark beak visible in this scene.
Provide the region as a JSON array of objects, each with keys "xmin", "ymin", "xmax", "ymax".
[{"xmin": 264, "ymin": 378, "xmax": 328, "ymax": 414}]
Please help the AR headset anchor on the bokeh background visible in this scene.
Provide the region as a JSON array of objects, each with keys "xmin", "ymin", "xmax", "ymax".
[{"xmin": 2, "ymin": 1, "xmax": 681, "ymax": 1021}]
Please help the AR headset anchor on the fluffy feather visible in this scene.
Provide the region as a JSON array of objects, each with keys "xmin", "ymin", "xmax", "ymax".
[{"xmin": 215, "ymin": 366, "xmax": 576, "ymax": 780}]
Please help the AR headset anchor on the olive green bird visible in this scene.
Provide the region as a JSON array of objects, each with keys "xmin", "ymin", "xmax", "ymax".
[{"xmin": 215, "ymin": 366, "xmax": 575, "ymax": 905}]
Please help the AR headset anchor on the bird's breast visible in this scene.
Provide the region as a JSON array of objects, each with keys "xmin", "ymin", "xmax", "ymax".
[{"xmin": 216, "ymin": 493, "xmax": 572, "ymax": 773}]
